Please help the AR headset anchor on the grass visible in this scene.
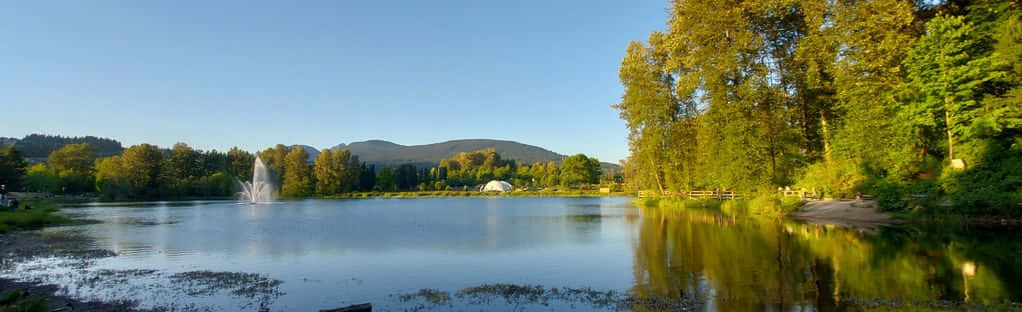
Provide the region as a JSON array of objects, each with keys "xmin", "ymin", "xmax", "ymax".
[
  {"xmin": 0, "ymin": 289, "xmax": 47, "ymax": 312},
  {"xmin": 635, "ymin": 194, "xmax": 806, "ymax": 218},
  {"xmin": 0, "ymin": 200, "xmax": 70, "ymax": 233}
]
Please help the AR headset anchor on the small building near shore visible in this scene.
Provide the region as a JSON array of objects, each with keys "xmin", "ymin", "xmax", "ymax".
[{"xmin": 480, "ymin": 180, "xmax": 513, "ymax": 192}]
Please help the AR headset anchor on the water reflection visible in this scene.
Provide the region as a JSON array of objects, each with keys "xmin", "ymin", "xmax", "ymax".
[
  {"xmin": 629, "ymin": 206, "xmax": 1022, "ymax": 310},
  {"xmin": 11, "ymin": 197, "xmax": 1020, "ymax": 310}
]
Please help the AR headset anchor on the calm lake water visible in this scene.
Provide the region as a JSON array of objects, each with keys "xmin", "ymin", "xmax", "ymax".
[{"xmin": 4, "ymin": 197, "xmax": 1021, "ymax": 311}]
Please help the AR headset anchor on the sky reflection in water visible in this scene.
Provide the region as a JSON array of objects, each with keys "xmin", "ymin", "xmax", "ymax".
[{"xmin": 6, "ymin": 197, "xmax": 1021, "ymax": 311}]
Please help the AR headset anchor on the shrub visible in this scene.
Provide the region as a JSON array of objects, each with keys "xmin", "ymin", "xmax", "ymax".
[
  {"xmin": 872, "ymin": 180, "xmax": 907, "ymax": 212},
  {"xmin": 795, "ymin": 158, "xmax": 865, "ymax": 199}
]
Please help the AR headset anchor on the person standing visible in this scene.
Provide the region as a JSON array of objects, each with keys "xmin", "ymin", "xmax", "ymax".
[{"xmin": 0, "ymin": 184, "xmax": 7, "ymax": 209}]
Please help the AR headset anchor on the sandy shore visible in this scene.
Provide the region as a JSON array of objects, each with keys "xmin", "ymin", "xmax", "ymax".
[{"xmin": 788, "ymin": 200, "xmax": 894, "ymax": 233}]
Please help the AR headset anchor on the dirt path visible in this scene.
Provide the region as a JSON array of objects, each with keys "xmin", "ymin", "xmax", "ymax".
[{"xmin": 788, "ymin": 200, "xmax": 894, "ymax": 233}]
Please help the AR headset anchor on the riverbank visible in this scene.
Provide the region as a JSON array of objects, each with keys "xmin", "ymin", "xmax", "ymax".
[
  {"xmin": 638, "ymin": 197, "xmax": 896, "ymax": 232},
  {"xmin": 788, "ymin": 199, "xmax": 895, "ymax": 232},
  {"xmin": 0, "ymin": 201, "xmax": 71, "ymax": 233}
]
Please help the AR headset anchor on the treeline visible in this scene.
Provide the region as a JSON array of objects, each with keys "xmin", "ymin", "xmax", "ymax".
[
  {"xmin": 0, "ymin": 141, "xmax": 614, "ymax": 200},
  {"xmin": 264, "ymin": 146, "xmax": 611, "ymax": 197},
  {"xmin": 12, "ymin": 143, "xmax": 256, "ymax": 200},
  {"xmin": 12, "ymin": 134, "xmax": 123, "ymax": 158},
  {"xmin": 616, "ymin": 0, "xmax": 1020, "ymax": 214}
]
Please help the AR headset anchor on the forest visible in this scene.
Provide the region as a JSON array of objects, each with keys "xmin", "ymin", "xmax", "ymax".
[
  {"xmin": 0, "ymin": 142, "xmax": 608, "ymax": 200},
  {"xmin": 615, "ymin": 0, "xmax": 1021, "ymax": 215}
]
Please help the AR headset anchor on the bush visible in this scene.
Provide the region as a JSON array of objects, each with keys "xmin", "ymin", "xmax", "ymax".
[
  {"xmin": 940, "ymin": 154, "xmax": 1022, "ymax": 215},
  {"xmin": 872, "ymin": 180, "xmax": 907, "ymax": 212},
  {"xmin": 795, "ymin": 158, "xmax": 866, "ymax": 199}
]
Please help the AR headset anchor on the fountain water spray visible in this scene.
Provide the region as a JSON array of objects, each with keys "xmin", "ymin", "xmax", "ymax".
[{"xmin": 238, "ymin": 157, "xmax": 276, "ymax": 203}]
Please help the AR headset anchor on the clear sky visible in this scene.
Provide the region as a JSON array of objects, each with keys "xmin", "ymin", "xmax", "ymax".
[{"xmin": 1, "ymin": 1, "xmax": 667, "ymax": 163}]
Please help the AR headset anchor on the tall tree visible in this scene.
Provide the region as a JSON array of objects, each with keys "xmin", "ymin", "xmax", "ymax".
[
  {"xmin": 48, "ymin": 143, "xmax": 96, "ymax": 175},
  {"xmin": 258, "ymin": 144, "xmax": 290, "ymax": 187},
  {"xmin": 121, "ymin": 144, "xmax": 166, "ymax": 199},
  {"xmin": 313, "ymin": 149, "xmax": 343, "ymax": 196},
  {"xmin": 227, "ymin": 146, "xmax": 255, "ymax": 181},
  {"xmin": 829, "ymin": 0, "xmax": 917, "ymax": 166},
  {"xmin": 359, "ymin": 164, "xmax": 376, "ymax": 191},
  {"xmin": 94, "ymin": 156, "xmax": 129, "ymax": 200},
  {"xmin": 560, "ymin": 154, "xmax": 600, "ymax": 187},
  {"xmin": 0, "ymin": 147, "xmax": 27, "ymax": 191},
  {"xmin": 903, "ymin": 14, "xmax": 1002, "ymax": 162},
  {"xmin": 47, "ymin": 143, "xmax": 97, "ymax": 193},
  {"xmin": 614, "ymin": 36, "xmax": 679, "ymax": 194},
  {"xmin": 168, "ymin": 143, "xmax": 203, "ymax": 181},
  {"xmin": 281, "ymin": 146, "xmax": 312, "ymax": 197}
]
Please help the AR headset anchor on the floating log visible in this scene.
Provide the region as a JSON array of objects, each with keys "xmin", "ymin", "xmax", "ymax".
[{"xmin": 320, "ymin": 303, "xmax": 372, "ymax": 312}]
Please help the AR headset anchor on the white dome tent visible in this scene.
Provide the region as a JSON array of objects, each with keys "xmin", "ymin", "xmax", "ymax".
[{"xmin": 480, "ymin": 180, "xmax": 513, "ymax": 193}]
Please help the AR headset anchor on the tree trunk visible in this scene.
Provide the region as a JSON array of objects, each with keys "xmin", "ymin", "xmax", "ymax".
[
  {"xmin": 648, "ymin": 158, "xmax": 666, "ymax": 196},
  {"xmin": 820, "ymin": 109, "xmax": 831, "ymax": 162},
  {"xmin": 945, "ymin": 104, "xmax": 955, "ymax": 161}
]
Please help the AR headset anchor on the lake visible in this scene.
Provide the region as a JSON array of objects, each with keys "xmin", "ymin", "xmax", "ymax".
[{"xmin": 3, "ymin": 197, "xmax": 1021, "ymax": 311}]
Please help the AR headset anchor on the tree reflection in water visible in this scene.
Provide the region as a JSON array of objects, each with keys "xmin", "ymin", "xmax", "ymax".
[{"xmin": 628, "ymin": 206, "xmax": 1022, "ymax": 310}]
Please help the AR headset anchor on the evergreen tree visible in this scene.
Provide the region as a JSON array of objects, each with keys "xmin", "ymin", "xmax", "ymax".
[{"xmin": 228, "ymin": 146, "xmax": 255, "ymax": 181}]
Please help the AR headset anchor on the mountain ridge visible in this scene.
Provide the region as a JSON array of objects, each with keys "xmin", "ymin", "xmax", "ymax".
[
  {"xmin": 329, "ymin": 139, "xmax": 569, "ymax": 167},
  {"xmin": 2, "ymin": 134, "xmax": 617, "ymax": 169}
]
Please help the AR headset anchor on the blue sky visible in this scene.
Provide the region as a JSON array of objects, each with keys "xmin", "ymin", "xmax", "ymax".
[{"xmin": 1, "ymin": 1, "xmax": 667, "ymax": 163}]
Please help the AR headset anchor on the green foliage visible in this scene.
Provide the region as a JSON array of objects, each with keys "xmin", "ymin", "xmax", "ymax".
[
  {"xmin": 0, "ymin": 147, "xmax": 26, "ymax": 191},
  {"xmin": 313, "ymin": 149, "xmax": 361, "ymax": 196},
  {"xmin": 168, "ymin": 143, "xmax": 202, "ymax": 182},
  {"xmin": 940, "ymin": 139, "xmax": 1022, "ymax": 215},
  {"xmin": 227, "ymin": 147, "xmax": 255, "ymax": 181},
  {"xmin": 872, "ymin": 180, "xmax": 908, "ymax": 212},
  {"xmin": 358, "ymin": 163, "xmax": 376, "ymax": 191},
  {"xmin": 121, "ymin": 144, "xmax": 166, "ymax": 199},
  {"xmin": 281, "ymin": 146, "xmax": 312, "ymax": 198},
  {"xmin": 94, "ymin": 156, "xmax": 132, "ymax": 200},
  {"xmin": 616, "ymin": 0, "xmax": 1021, "ymax": 215},
  {"xmin": 795, "ymin": 158, "xmax": 865, "ymax": 199},
  {"xmin": 0, "ymin": 201, "xmax": 69, "ymax": 233},
  {"xmin": 257, "ymin": 144, "xmax": 290, "ymax": 188},
  {"xmin": 376, "ymin": 167, "xmax": 398, "ymax": 191},
  {"xmin": 903, "ymin": 14, "xmax": 1002, "ymax": 161},
  {"xmin": 92, "ymin": 144, "xmax": 245, "ymax": 200},
  {"xmin": 0, "ymin": 289, "xmax": 47, "ymax": 312},
  {"xmin": 46, "ymin": 143, "xmax": 97, "ymax": 193},
  {"xmin": 13, "ymin": 133, "xmax": 121, "ymax": 159},
  {"xmin": 559, "ymin": 154, "xmax": 600, "ymax": 187},
  {"xmin": 22, "ymin": 164, "xmax": 60, "ymax": 193}
]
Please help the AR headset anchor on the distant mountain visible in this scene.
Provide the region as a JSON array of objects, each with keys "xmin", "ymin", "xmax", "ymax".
[{"xmin": 330, "ymin": 139, "xmax": 616, "ymax": 169}]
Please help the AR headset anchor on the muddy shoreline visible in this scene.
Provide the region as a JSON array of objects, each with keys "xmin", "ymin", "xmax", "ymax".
[
  {"xmin": 1, "ymin": 229, "xmax": 288, "ymax": 311},
  {"xmin": 0, "ymin": 230, "xmax": 141, "ymax": 311}
]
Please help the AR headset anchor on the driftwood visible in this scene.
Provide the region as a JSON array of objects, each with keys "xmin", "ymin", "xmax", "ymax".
[{"xmin": 320, "ymin": 303, "xmax": 372, "ymax": 312}]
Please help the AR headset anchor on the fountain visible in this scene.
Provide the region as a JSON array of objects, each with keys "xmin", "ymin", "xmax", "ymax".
[{"xmin": 238, "ymin": 157, "xmax": 276, "ymax": 203}]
